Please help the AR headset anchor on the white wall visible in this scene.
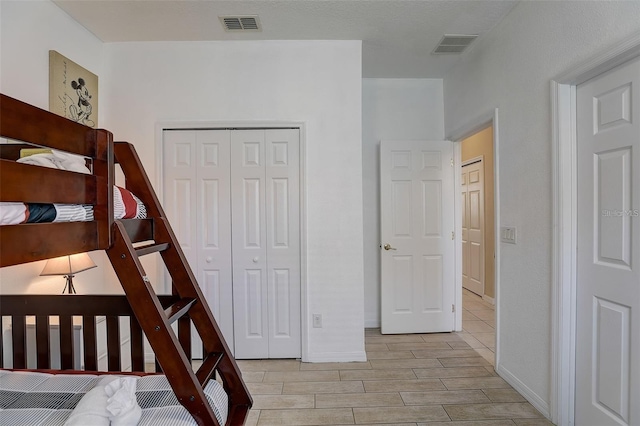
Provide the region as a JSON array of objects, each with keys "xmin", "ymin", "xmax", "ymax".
[
  {"xmin": 102, "ymin": 40, "xmax": 365, "ymax": 362},
  {"xmin": 0, "ymin": 0, "xmax": 119, "ymax": 295},
  {"xmin": 444, "ymin": 1, "xmax": 640, "ymax": 416},
  {"xmin": 0, "ymin": 3, "xmax": 365, "ymax": 362},
  {"xmin": 362, "ymin": 78, "xmax": 444, "ymax": 327}
]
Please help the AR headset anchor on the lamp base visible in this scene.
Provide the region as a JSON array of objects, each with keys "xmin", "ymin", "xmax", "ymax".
[{"xmin": 63, "ymin": 275, "xmax": 76, "ymax": 294}]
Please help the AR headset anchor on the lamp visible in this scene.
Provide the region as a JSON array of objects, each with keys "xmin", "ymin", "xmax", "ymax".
[{"xmin": 40, "ymin": 253, "xmax": 97, "ymax": 294}]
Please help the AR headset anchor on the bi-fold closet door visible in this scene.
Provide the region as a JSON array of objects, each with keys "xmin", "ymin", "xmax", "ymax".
[
  {"xmin": 230, "ymin": 129, "xmax": 300, "ymax": 359},
  {"xmin": 163, "ymin": 128, "xmax": 301, "ymax": 359}
]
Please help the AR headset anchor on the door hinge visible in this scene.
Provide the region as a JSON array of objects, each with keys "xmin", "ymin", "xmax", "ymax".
[
  {"xmin": 451, "ymin": 231, "xmax": 455, "ymax": 240},
  {"xmin": 450, "ymin": 158, "xmax": 454, "ymax": 167},
  {"xmin": 452, "ymin": 304, "xmax": 455, "ymax": 313}
]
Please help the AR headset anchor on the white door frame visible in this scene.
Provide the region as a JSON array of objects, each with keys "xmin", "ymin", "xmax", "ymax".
[
  {"xmin": 551, "ymin": 32, "xmax": 640, "ymax": 426},
  {"xmin": 154, "ymin": 120, "xmax": 309, "ymax": 361},
  {"xmin": 447, "ymin": 109, "xmax": 500, "ymax": 345}
]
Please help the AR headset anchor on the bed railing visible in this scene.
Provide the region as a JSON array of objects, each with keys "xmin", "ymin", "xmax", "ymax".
[
  {"xmin": 0, "ymin": 94, "xmax": 114, "ymax": 266},
  {"xmin": 0, "ymin": 294, "xmax": 185, "ymax": 372}
]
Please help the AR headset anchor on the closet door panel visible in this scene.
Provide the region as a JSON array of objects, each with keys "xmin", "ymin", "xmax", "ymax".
[
  {"xmin": 163, "ymin": 130, "xmax": 233, "ymax": 357},
  {"xmin": 232, "ymin": 130, "xmax": 269, "ymax": 358},
  {"xmin": 164, "ymin": 131, "xmax": 197, "ymax": 267},
  {"xmin": 242, "ymin": 178, "xmax": 262, "ymax": 248},
  {"xmin": 196, "ymin": 131, "xmax": 233, "ymax": 349},
  {"xmin": 271, "ymin": 178, "xmax": 290, "ymax": 247},
  {"xmin": 265, "ymin": 129, "xmax": 301, "ymax": 358}
]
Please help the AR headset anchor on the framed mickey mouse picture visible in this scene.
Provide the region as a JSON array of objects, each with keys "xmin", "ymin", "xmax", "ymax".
[{"xmin": 49, "ymin": 50, "xmax": 98, "ymax": 128}]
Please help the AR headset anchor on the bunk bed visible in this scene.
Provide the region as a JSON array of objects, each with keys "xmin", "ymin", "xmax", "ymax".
[{"xmin": 0, "ymin": 94, "xmax": 252, "ymax": 425}]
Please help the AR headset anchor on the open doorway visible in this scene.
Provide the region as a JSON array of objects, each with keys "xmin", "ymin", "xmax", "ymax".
[{"xmin": 459, "ymin": 125, "xmax": 496, "ymax": 366}]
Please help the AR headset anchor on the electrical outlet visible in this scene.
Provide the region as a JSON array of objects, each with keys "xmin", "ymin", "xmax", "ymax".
[
  {"xmin": 312, "ymin": 314, "xmax": 322, "ymax": 328},
  {"xmin": 501, "ymin": 226, "xmax": 517, "ymax": 244}
]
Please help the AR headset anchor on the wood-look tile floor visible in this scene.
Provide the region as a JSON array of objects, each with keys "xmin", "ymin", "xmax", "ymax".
[
  {"xmin": 458, "ymin": 288, "xmax": 496, "ymax": 367},
  {"xmin": 237, "ymin": 291, "xmax": 553, "ymax": 425}
]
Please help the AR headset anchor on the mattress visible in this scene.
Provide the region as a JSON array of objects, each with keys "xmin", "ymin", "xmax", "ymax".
[
  {"xmin": 0, "ymin": 370, "xmax": 228, "ymax": 426},
  {"xmin": 0, "ymin": 148, "xmax": 147, "ymax": 226},
  {"xmin": 0, "ymin": 186, "xmax": 147, "ymax": 225}
]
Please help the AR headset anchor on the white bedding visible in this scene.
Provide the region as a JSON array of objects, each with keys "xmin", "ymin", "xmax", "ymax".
[
  {"xmin": 16, "ymin": 150, "xmax": 92, "ymax": 174},
  {"xmin": 0, "ymin": 370, "xmax": 228, "ymax": 426}
]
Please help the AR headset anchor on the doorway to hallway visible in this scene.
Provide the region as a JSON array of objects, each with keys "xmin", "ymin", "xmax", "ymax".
[
  {"xmin": 457, "ymin": 124, "xmax": 496, "ymax": 368},
  {"xmin": 460, "ymin": 126, "xmax": 495, "ymax": 304}
]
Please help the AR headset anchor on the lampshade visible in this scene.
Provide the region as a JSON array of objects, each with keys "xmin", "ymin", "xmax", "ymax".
[
  {"xmin": 41, "ymin": 253, "xmax": 97, "ymax": 276},
  {"xmin": 41, "ymin": 253, "xmax": 97, "ymax": 294}
]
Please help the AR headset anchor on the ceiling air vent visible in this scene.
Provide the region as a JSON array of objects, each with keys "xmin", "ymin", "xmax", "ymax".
[
  {"xmin": 220, "ymin": 15, "xmax": 261, "ymax": 32},
  {"xmin": 432, "ymin": 34, "xmax": 478, "ymax": 54}
]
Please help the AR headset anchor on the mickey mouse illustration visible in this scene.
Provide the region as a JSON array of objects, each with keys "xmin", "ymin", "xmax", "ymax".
[{"xmin": 69, "ymin": 77, "xmax": 95, "ymax": 127}]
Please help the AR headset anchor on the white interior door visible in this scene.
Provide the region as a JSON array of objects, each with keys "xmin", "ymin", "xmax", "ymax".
[
  {"xmin": 461, "ymin": 160, "xmax": 484, "ymax": 296},
  {"xmin": 576, "ymin": 56, "xmax": 639, "ymax": 425},
  {"xmin": 232, "ymin": 129, "xmax": 301, "ymax": 359},
  {"xmin": 380, "ymin": 140, "xmax": 455, "ymax": 334},
  {"xmin": 163, "ymin": 130, "xmax": 233, "ymax": 357}
]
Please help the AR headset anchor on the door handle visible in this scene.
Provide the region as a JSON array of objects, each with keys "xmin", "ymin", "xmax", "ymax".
[{"xmin": 383, "ymin": 244, "xmax": 397, "ymax": 251}]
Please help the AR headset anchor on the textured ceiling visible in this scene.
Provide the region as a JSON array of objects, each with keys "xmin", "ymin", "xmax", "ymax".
[{"xmin": 53, "ymin": 0, "xmax": 518, "ymax": 78}]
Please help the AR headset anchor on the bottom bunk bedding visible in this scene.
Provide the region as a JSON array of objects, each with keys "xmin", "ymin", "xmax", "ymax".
[
  {"xmin": 0, "ymin": 186, "xmax": 147, "ymax": 225},
  {"xmin": 0, "ymin": 148, "xmax": 147, "ymax": 225},
  {"xmin": 0, "ymin": 203, "xmax": 94, "ymax": 224},
  {"xmin": 0, "ymin": 370, "xmax": 227, "ymax": 426}
]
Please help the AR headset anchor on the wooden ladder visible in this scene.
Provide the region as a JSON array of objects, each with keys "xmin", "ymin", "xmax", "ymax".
[{"xmin": 106, "ymin": 142, "xmax": 252, "ymax": 426}]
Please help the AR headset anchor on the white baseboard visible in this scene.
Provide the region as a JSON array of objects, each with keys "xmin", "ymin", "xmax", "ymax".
[
  {"xmin": 303, "ymin": 350, "xmax": 367, "ymax": 363},
  {"xmin": 364, "ymin": 319, "xmax": 380, "ymax": 328},
  {"xmin": 483, "ymin": 294, "xmax": 495, "ymax": 305},
  {"xmin": 497, "ymin": 364, "xmax": 551, "ymax": 420}
]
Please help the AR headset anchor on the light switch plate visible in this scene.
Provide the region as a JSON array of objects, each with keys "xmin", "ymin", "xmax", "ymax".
[{"xmin": 501, "ymin": 227, "xmax": 517, "ymax": 244}]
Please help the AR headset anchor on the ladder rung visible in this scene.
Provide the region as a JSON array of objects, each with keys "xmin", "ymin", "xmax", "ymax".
[
  {"xmin": 119, "ymin": 218, "xmax": 154, "ymax": 243},
  {"xmin": 135, "ymin": 242, "xmax": 169, "ymax": 257},
  {"xmin": 196, "ymin": 352, "xmax": 224, "ymax": 386},
  {"xmin": 164, "ymin": 297, "xmax": 196, "ymax": 324}
]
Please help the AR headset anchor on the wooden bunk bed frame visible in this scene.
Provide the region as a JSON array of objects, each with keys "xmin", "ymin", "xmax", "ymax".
[{"xmin": 0, "ymin": 94, "xmax": 252, "ymax": 425}]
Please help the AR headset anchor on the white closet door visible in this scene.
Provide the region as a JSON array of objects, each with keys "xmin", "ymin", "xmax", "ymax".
[
  {"xmin": 231, "ymin": 130, "xmax": 269, "ymax": 358},
  {"xmin": 163, "ymin": 130, "xmax": 197, "ymax": 271},
  {"xmin": 265, "ymin": 129, "xmax": 301, "ymax": 358},
  {"xmin": 232, "ymin": 129, "xmax": 301, "ymax": 358},
  {"xmin": 163, "ymin": 130, "xmax": 233, "ymax": 356}
]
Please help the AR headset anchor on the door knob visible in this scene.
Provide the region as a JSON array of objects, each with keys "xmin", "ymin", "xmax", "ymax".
[{"xmin": 383, "ymin": 244, "xmax": 397, "ymax": 251}]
